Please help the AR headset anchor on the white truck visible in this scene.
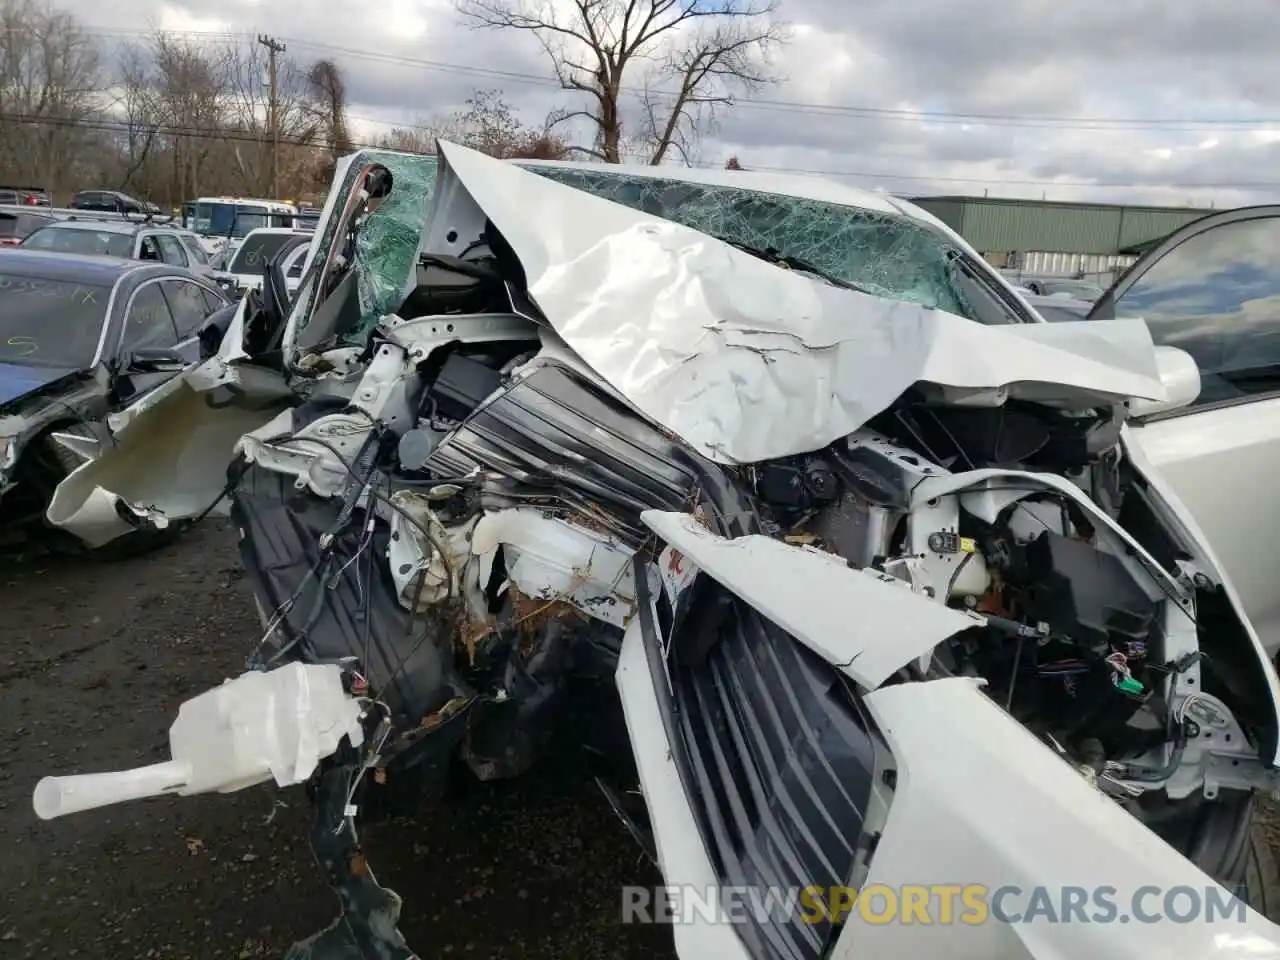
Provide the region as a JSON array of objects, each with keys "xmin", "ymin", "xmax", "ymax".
[{"xmin": 182, "ymin": 196, "xmax": 299, "ymax": 263}]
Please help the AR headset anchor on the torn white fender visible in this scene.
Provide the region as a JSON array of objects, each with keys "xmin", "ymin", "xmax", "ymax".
[
  {"xmin": 640, "ymin": 510, "xmax": 984, "ymax": 689},
  {"xmin": 47, "ymin": 370, "xmax": 289, "ymax": 548},
  {"xmin": 472, "ymin": 507, "xmax": 642, "ymax": 628},
  {"xmin": 839, "ymin": 678, "xmax": 1280, "ymax": 958}
]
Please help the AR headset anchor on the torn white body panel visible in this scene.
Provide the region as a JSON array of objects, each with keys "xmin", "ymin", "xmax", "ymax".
[
  {"xmin": 614, "ymin": 617, "xmax": 754, "ymax": 960},
  {"xmin": 423, "ymin": 141, "xmax": 1166, "ymax": 465},
  {"xmin": 641, "ymin": 509, "xmax": 984, "ymax": 689},
  {"xmin": 838, "ymin": 678, "xmax": 1280, "ymax": 958},
  {"xmin": 47, "ymin": 373, "xmax": 288, "ymax": 547}
]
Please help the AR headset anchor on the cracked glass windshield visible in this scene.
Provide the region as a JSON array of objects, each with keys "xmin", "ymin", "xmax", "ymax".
[{"xmin": 525, "ymin": 165, "xmax": 1018, "ymax": 323}]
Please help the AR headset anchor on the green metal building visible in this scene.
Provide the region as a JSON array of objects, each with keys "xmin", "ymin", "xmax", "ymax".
[{"xmin": 908, "ymin": 196, "xmax": 1214, "ymax": 275}]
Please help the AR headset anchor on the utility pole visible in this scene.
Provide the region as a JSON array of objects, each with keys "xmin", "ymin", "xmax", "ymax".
[{"xmin": 257, "ymin": 34, "xmax": 286, "ymax": 199}]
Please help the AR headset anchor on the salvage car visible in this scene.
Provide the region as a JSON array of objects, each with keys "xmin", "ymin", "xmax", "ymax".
[
  {"xmin": 30, "ymin": 147, "xmax": 1280, "ymax": 958},
  {"xmin": 21, "ymin": 218, "xmax": 213, "ymax": 277},
  {"xmin": 0, "ymin": 208, "xmax": 55, "ymax": 247},
  {"xmin": 216, "ymin": 226, "xmax": 310, "ymax": 297},
  {"xmin": 0, "ymin": 250, "xmax": 231, "ymax": 549},
  {"xmin": 1023, "ymin": 292, "xmax": 1095, "ymax": 322},
  {"xmin": 1014, "ymin": 275, "xmax": 1106, "ymax": 301}
]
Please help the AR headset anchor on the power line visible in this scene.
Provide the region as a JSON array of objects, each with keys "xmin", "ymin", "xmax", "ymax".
[
  {"xmin": 68, "ymin": 24, "xmax": 1280, "ymax": 133},
  {"xmin": 6, "ymin": 111, "xmax": 1279, "ymax": 192}
]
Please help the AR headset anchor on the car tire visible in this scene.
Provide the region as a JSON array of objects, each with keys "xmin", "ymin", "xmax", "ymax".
[
  {"xmin": 1246, "ymin": 822, "xmax": 1280, "ymax": 919},
  {"xmin": 1144, "ymin": 789, "xmax": 1259, "ymax": 891},
  {"xmin": 3, "ymin": 431, "xmax": 91, "ymax": 555}
]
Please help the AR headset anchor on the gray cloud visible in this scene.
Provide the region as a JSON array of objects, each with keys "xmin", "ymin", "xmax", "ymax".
[{"xmin": 46, "ymin": 0, "xmax": 1280, "ymax": 205}]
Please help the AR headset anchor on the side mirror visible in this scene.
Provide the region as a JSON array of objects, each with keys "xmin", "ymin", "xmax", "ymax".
[
  {"xmin": 127, "ymin": 347, "xmax": 187, "ymax": 373},
  {"xmin": 1129, "ymin": 345, "xmax": 1201, "ymax": 418}
]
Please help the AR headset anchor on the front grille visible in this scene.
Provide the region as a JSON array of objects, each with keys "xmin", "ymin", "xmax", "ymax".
[{"xmin": 669, "ymin": 587, "xmax": 881, "ymax": 960}]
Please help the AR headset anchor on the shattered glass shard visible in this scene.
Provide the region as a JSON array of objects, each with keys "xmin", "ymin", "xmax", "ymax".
[
  {"xmin": 312, "ymin": 149, "xmax": 439, "ymax": 346},
  {"xmin": 523, "ymin": 165, "xmax": 974, "ymax": 317},
  {"xmin": 353, "ymin": 153, "xmax": 439, "ymax": 338}
]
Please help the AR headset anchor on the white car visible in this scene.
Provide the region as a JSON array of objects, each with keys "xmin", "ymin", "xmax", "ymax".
[
  {"xmin": 1023, "ymin": 292, "xmax": 1095, "ymax": 322},
  {"xmin": 212, "ymin": 226, "xmax": 309, "ymax": 297},
  {"xmin": 30, "ymin": 146, "xmax": 1280, "ymax": 958}
]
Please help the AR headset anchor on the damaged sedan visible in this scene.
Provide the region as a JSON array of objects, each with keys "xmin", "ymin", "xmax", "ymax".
[
  {"xmin": 0, "ymin": 250, "xmax": 231, "ymax": 551},
  {"xmin": 31, "ymin": 144, "xmax": 1280, "ymax": 959}
]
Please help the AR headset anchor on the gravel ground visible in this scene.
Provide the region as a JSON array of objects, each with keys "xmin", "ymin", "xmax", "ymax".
[
  {"xmin": 0, "ymin": 522, "xmax": 676, "ymax": 959},
  {"xmin": 4, "ymin": 521, "xmax": 1279, "ymax": 958}
]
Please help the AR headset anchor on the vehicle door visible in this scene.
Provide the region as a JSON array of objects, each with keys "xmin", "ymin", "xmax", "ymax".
[
  {"xmin": 159, "ymin": 278, "xmax": 222, "ymax": 363},
  {"xmin": 1088, "ymin": 207, "xmax": 1280, "ymax": 656},
  {"xmin": 111, "ymin": 280, "xmax": 184, "ymax": 407},
  {"xmin": 154, "ymin": 233, "xmax": 189, "ymax": 269}
]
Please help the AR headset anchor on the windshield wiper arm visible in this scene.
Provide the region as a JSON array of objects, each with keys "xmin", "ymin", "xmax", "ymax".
[{"xmin": 711, "ymin": 235, "xmax": 871, "ymax": 294}]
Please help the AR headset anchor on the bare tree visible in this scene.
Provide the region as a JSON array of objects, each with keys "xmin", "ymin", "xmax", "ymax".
[
  {"xmin": 376, "ymin": 122, "xmax": 436, "ymax": 155},
  {"xmin": 224, "ymin": 38, "xmax": 320, "ymax": 196},
  {"xmin": 451, "ymin": 89, "xmax": 570, "ymax": 159},
  {"xmin": 0, "ymin": 0, "xmax": 102, "ymax": 199},
  {"xmin": 132, "ymin": 30, "xmax": 232, "ymax": 202},
  {"xmin": 375, "ymin": 89, "xmax": 570, "ymax": 160},
  {"xmin": 307, "ymin": 58, "xmax": 352, "ymax": 181},
  {"xmin": 455, "ymin": 0, "xmax": 786, "ymax": 164},
  {"xmin": 112, "ymin": 44, "xmax": 162, "ymax": 192}
]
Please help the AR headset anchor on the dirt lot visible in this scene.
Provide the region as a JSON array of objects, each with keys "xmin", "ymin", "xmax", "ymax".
[{"xmin": 0, "ymin": 521, "xmax": 676, "ymax": 959}]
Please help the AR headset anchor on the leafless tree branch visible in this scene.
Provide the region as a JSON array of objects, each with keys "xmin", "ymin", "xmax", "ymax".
[{"xmin": 455, "ymin": 0, "xmax": 789, "ymax": 163}]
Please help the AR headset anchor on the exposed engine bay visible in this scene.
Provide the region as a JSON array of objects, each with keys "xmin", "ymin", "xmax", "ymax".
[
  {"xmin": 220, "ymin": 251, "xmax": 1273, "ymax": 956},
  {"xmin": 32, "ymin": 148, "xmax": 1280, "ymax": 959}
]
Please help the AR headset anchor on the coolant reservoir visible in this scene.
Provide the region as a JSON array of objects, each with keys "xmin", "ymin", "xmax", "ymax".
[{"xmin": 947, "ymin": 547, "xmax": 991, "ymax": 600}]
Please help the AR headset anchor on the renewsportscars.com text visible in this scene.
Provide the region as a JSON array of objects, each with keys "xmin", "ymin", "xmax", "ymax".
[{"xmin": 621, "ymin": 883, "xmax": 1250, "ymax": 926}]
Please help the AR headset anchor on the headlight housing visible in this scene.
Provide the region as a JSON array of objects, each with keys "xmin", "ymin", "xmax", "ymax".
[{"xmin": 1, "ymin": 436, "xmax": 17, "ymax": 473}]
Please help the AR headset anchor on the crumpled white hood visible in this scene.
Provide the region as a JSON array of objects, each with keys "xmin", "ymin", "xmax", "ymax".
[{"xmin": 429, "ymin": 140, "xmax": 1165, "ymax": 465}]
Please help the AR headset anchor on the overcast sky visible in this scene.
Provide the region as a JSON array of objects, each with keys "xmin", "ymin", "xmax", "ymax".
[{"xmin": 61, "ymin": 0, "xmax": 1280, "ymax": 208}]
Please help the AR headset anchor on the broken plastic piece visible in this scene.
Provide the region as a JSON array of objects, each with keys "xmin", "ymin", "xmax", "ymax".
[{"xmin": 32, "ymin": 662, "xmax": 363, "ymax": 820}]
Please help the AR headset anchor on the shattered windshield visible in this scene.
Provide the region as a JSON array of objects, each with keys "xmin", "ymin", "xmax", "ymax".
[
  {"xmin": 300, "ymin": 151, "xmax": 1023, "ymax": 351},
  {"xmin": 524, "ymin": 166, "xmax": 1020, "ymax": 323},
  {"xmin": 297, "ymin": 150, "xmax": 438, "ymax": 346}
]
